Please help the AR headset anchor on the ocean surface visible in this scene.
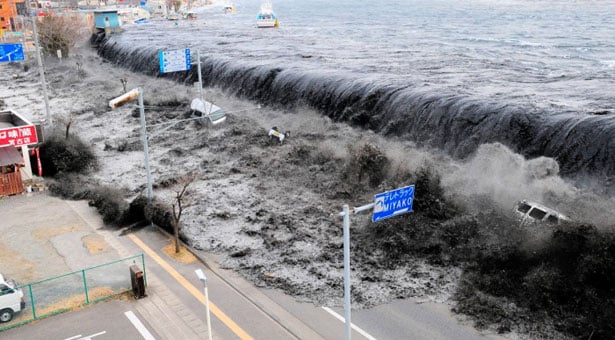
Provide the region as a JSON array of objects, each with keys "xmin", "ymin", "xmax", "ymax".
[{"xmin": 101, "ymin": 0, "xmax": 615, "ymax": 189}]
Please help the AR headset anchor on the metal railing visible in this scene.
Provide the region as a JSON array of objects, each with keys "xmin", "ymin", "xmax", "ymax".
[{"xmin": 0, "ymin": 254, "xmax": 146, "ymax": 331}]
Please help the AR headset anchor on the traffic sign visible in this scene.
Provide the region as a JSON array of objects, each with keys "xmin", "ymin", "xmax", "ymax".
[
  {"xmin": 0, "ymin": 43, "xmax": 25, "ymax": 63},
  {"xmin": 372, "ymin": 185, "xmax": 415, "ymax": 222},
  {"xmin": 158, "ymin": 48, "xmax": 191, "ymax": 73}
]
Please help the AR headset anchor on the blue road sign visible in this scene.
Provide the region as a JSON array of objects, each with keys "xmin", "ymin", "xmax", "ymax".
[
  {"xmin": 0, "ymin": 43, "xmax": 25, "ymax": 63},
  {"xmin": 372, "ymin": 185, "xmax": 415, "ymax": 222},
  {"xmin": 159, "ymin": 48, "xmax": 191, "ymax": 74}
]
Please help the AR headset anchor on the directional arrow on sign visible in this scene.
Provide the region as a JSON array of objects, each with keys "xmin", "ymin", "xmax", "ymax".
[{"xmin": 0, "ymin": 43, "xmax": 25, "ymax": 63}]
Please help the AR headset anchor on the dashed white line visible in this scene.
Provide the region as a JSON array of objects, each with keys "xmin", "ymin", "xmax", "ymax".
[
  {"xmin": 322, "ymin": 306, "xmax": 378, "ymax": 340},
  {"xmin": 125, "ymin": 310, "xmax": 156, "ymax": 340}
]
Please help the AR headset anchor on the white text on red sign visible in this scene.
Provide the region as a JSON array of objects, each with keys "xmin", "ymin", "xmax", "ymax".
[{"xmin": 0, "ymin": 125, "xmax": 38, "ymax": 146}]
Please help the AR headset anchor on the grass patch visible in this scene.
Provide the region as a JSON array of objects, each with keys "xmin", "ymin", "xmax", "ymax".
[
  {"xmin": 0, "ymin": 241, "xmax": 36, "ymax": 282},
  {"xmin": 162, "ymin": 241, "xmax": 197, "ymax": 264},
  {"xmin": 32, "ymin": 225, "xmax": 82, "ymax": 240},
  {"xmin": 35, "ymin": 287, "xmax": 118, "ymax": 316},
  {"xmin": 82, "ymin": 234, "xmax": 109, "ymax": 254}
]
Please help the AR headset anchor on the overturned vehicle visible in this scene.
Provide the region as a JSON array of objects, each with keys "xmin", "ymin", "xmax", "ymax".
[{"xmin": 514, "ymin": 200, "xmax": 570, "ymax": 226}]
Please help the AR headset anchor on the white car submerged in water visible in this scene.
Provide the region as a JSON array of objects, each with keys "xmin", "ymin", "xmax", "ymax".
[{"xmin": 514, "ymin": 200, "xmax": 570, "ymax": 226}]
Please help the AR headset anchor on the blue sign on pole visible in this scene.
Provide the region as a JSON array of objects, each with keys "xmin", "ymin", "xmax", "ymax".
[
  {"xmin": 0, "ymin": 43, "xmax": 25, "ymax": 63},
  {"xmin": 372, "ymin": 185, "xmax": 415, "ymax": 222},
  {"xmin": 158, "ymin": 49, "xmax": 191, "ymax": 74}
]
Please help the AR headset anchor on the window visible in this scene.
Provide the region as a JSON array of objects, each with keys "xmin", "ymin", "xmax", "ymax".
[
  {"xmin": 529, "ymin": 208, "xmax": 547, "ymax": 220},
  {"xmin": 0, "ymin": 284, "xmax": 13, "ymax": 296},
  {"xmin": 0, "ymin": 17, "xmax": 4, "ymax": 22},
  {"xmin": 516, "ymin": 202, "xmax": 531, "ymax": 214},
  {"xmin": 546, "ymin": 215, "xmax": 559, "ymax": 224}
]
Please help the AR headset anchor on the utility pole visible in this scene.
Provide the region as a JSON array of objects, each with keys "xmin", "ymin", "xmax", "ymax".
[{"xmin": 27, "ymin": 0, "xmax": 52, "ymax": 125}]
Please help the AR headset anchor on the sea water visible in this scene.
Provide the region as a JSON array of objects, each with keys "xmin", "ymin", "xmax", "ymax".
[{"xmin": 104, "ymin": 0, "xmax": 615, "ymax": 187}]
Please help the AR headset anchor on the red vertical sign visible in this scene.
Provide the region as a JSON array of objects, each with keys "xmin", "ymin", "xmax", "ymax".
[{"xmin": 36, "ymin": 148, "xmax": 42, "ymax": 177}]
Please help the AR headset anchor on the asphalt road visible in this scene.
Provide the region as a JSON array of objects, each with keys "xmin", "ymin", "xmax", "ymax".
[
  {"xmin": 0, "ymin": 300, "xmax": 159, "ymax": 340},
  {"xmin": 123, "ymin": 226, "xmax": 505, "ymax": 340}
]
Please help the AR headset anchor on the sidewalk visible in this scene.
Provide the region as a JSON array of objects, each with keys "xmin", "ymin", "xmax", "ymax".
[
  {"xmin": 0, "ymin": 193, "xmax": 325, "ymax": 340},
  {"xmin": 65, "ymin": 199, "xmax": 216, "ymax": 340},
  {"xmin": 0, "ymin": 193, "xmax": 213, "ymax": 339}
]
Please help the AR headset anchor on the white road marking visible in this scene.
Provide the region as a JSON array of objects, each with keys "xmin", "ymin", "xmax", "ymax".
[
  {"xmin": 64, "ymin": 331, "xmax": 106, "ymax": 340},
  {"xmin": 125, "ymin": 310, "xmax": 156, "ymax": 340},
  {"xmin": 322, "ymin": 306, "xmax": 378, "ymax": 340}
]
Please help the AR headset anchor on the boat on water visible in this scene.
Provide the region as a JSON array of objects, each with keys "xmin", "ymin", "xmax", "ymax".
[
  {"xmin": 223, "ymin": 2, "xmax": 237, "ymax": 14},
  {"xmin": 183, "ymin": 11, "xmax": 197, "ymax": 20},
  {"xmin": 256, "ymin": 1, "xmax": 278, "ymax": 28}
]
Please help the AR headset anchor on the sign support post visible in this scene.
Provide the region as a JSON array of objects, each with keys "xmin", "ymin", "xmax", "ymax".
[
  {"xmin": 196, "ymin": 49, "xmax": 204, "ymax": 102},
  {"xmin": 337, "ymin": 202, "xmax": 374, "ymax": 340},
  {"xmin": 341, "ymin": 204, "xmax": 351, "ymax": 340},
  {"xmin": 337, "ymin": 185, "xmax": 415, "ymax": 340}
]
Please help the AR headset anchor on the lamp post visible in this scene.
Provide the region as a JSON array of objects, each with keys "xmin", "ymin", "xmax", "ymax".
[
  {"xmin": 109, "ymin": 88, "xmax": 153, "ymax": 202},
  {"xmin": 27, "ymin": 0, "xmax": 52, "ymax": 125},
  {"xmin": 195, "ymin": 268, "xmax": 213, "ymax": 340}
]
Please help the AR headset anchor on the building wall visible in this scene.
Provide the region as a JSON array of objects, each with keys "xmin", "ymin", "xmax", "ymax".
[{"xmin": 0, "ymin": 0, "xmax": 25, "ymax": 31}]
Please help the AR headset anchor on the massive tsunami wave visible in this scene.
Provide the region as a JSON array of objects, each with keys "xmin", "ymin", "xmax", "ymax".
[{"xmin": 98, "ymin": 0, "xmax": 615, "ymax": 192}]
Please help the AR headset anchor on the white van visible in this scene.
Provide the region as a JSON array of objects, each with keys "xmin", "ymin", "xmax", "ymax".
[
  {"xmin": 0, "ymin": 273, "xmax": 25, "ymax": 323},
  {"xmin": 514, "ymin": 200, "xmax": 570, "ymax": 226}
]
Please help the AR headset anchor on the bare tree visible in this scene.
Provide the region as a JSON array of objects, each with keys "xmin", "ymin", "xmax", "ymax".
[
  {"xmin": 165, "ymin": 0, "xmax": 174, "ymax": 13},
  {"xmin": 120, "ymin": 77, "xmax": 128, "ymax": 93},
  {"xmin": 173, "ymin": 0, "xmax": 182, "ymax": 13},
  {"xmin": 171, "ymin": 174, "xmax": 195, "ymax": 253},
  {"xmin": 36, "ymin": 14, "xmax": 85, "ymax": 58},
  {"xmin": 56, "ymin": 112, "xmax": 75, "ymax": 139}
]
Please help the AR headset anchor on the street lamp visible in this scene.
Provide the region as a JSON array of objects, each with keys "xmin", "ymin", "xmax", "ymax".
[
  {"xmin": 195, "ymin": 268, "xmax": 213, "ymax": 340},
  {"xmin": 109, "ymin": 88, "xmax": 153, "ymax": 202},
  {"xmin": 27, "ymin": 0, "xmax": 52, "ymax": 125}
]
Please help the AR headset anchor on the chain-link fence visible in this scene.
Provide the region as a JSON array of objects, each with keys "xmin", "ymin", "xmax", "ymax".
[{"xmin": 0, "ymin": 254, "xmax": 145, "ymax": 331}]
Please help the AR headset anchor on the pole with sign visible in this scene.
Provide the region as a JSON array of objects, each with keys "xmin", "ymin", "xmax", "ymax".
[
  {"xmin": 337, "ymin": 185, "xmax": 415, "ymax": 340},
  {"xmin": 196, "ymin": 49, "xmax": 203, "ymax": 102}
]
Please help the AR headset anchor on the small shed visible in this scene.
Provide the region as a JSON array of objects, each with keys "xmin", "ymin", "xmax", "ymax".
[
  {"xmin": 94, "ymin": 10, "xmax": 122, "ymax": 30},
  {"xmin": 0, "ymin": 146, "xmax": 24, "ymax": 196},
  {"xmin": 0, "ymin": 110, "xmax": 40, "ymax": 195}
]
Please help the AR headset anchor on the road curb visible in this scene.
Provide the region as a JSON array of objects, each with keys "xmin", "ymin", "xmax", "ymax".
[{"xmin": 152, "ymin": 225, "xmax": 325, "ymax": 340}]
